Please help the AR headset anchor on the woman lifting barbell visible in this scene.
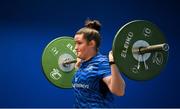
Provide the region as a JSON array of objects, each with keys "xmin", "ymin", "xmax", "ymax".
[{"xmin": 72, "ymin": 19, "xmax": 126, "ymax": 108}]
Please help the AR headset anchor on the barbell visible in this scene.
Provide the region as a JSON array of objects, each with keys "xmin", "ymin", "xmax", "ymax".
[{"xmin": 42, "ymin": 20, "xmax": 169, "ymax": 88}]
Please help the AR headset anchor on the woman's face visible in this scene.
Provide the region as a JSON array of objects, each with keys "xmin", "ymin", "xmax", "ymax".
[{"xmin": 74, "ymin": 34, "xmax": 94, "ymax": 60}]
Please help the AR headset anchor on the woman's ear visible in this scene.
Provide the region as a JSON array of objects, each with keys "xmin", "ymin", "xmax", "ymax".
[{"xmin": 89, "ymin": 40, "xmax": 96, "ymax": 48}]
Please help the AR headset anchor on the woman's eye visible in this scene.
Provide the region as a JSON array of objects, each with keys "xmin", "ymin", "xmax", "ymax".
[{"xmin": 77, "ymin": 42, "xmax": 82, "ymax": 45}]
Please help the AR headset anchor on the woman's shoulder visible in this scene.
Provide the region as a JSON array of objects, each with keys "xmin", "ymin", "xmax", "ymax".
[{"xmin": 95, "ymin": 53, "xmax": 109, "ymax": 63}]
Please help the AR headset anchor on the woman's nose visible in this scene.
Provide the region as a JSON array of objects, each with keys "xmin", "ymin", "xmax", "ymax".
[{"xmin": 75, "ymin": 45, "xmax": 78, "ymax": 51}]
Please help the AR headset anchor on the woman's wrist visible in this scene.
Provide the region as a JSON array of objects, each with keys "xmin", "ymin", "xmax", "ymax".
[{"xmin": 109, "ymin": 61, "xmax": 115, "ymax": 65}]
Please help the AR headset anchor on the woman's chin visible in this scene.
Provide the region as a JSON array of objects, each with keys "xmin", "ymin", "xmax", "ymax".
[
  {"xmin": 77, "ymin": 54, "xmax": 82, "ymax": 59},
  {"xmin": 78, "ymin": 56, "xmax": 84, "ymax": 60}
]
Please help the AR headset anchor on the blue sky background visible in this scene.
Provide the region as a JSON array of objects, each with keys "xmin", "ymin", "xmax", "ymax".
[{"xmin": 0, "ymin": 0, "xmax": 179, "ymax": 107}]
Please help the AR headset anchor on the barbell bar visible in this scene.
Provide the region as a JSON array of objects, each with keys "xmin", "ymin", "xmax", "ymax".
[{"xmin": 63, "ymin": 43, "xmax": 169, "ymax": 66}]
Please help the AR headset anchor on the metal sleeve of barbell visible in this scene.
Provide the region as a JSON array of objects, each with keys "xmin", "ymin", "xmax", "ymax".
[
  {"xmin": 139, "ymin": 43, "xmax": 169, "ymax": 54},
  {"xmin": 63, "ymin": 60, "xmax": 77, "ymax": 65}
]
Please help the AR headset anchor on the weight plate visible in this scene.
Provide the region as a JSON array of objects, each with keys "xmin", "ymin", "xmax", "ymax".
[
  {"xmin": 42, "ymin": 36, "xmax": 77, "ymax": 88},
  {"xmin": 112, "ymin": 20, "xmax": 169, "ymax": 80}
]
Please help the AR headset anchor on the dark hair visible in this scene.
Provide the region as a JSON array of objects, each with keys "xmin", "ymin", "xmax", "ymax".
[{"xmin": 76, "ymin": 19, "xmax": 101, "ymax": 50}]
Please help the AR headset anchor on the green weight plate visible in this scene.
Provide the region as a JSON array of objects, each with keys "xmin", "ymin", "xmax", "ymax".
[
  {"xmin": 112, "ymin": 20, "xmax": 169, "ymax": 81},
  {"xmin": 42, "ymin": 36, "xmax": 77, "ymax": 88}
]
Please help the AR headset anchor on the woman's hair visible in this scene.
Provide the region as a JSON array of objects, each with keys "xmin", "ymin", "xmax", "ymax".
[{"xmin": 76, "ymin": 19, "xmax": 101, "ymax": 50}]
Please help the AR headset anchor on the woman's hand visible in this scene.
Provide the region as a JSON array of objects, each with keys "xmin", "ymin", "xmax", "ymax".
[
  {"xmin": 75, "ymin": 58, "xmax": 82, "ymax": 69},
  {"xmin": 109, "ymin": 51, "xmax": 114, "ymax": 62}
]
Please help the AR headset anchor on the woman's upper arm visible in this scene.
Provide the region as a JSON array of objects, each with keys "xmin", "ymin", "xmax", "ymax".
[{"xmin": 102, "ymin": 75, "xmax": 112, "ymax": 89}]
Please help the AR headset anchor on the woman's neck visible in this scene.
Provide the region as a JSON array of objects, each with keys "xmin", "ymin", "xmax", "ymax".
[{"xmin": 84, "ymin": 50, "xmax": 97, "ymax": 61}]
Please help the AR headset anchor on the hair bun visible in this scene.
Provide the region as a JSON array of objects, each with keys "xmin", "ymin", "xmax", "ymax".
[{"xmin": 85, "ymin": 19, "xmax": 101, "ymax": 31}]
